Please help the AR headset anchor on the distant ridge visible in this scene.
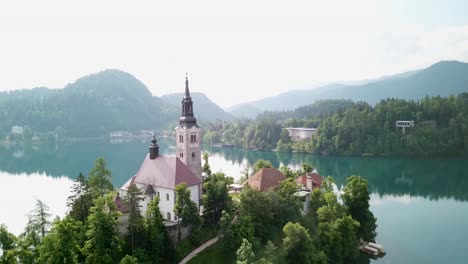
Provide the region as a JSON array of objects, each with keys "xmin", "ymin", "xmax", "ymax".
[
  {"xmin": 227, "ymin": 60, "xmax": 468, "ymax": 117},
  {"xmin": 0, "ymin": 69, "xmax": 180, "ymax": 137}
]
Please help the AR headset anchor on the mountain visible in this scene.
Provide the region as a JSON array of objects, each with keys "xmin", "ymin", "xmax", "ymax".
[
  {"xmin": 227, "ymin": 60, "xmax": 468, "ymax": 117},
  {"xmin": 160, "ymin": 92, "xmax": 233, "ymax": 122},
  {"xmin": 0, "ymin": 70, "xmax": 179, "ymax": 138}
]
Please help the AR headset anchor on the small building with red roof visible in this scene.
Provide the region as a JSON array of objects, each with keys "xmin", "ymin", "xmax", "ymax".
[
  {"xmin": 295, "ymin": 170, "xmax": 323, "ymax": 191},
  {"xmin": 243, "ymin": 168, "xmax": 287, "ymax": 191}
]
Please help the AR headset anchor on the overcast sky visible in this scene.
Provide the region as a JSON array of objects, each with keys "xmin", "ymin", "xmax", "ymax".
[{"xmin": 1, "ymin": 0, "xmax": 468, "ymax": 108}]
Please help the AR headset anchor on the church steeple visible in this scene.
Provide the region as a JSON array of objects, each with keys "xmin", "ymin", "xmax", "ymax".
[
  {"xmin": 179, "ymin": 74, "xmax": 197, "ymax": 127},
  {"xmin": 149, "ymin": 134, "xmax": 159, "ymax": 159}
]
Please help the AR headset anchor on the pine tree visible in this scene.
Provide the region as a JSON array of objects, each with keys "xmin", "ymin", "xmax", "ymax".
[
  {"xmin": 144, "ymin": 196, "xmax": 165, "ymax": 262},
  {"xmin": 67, "ymin": 173, "xmax": 93, "ymax": 223},
  {"xmin": 88, "ymin": 158, "xmax": 114, "ymax": 199},
  {"xmin": 37, "ymin": 216, "xmax": 82, "ymax": 264},
  {"xmin": 32, "ymin": 199, "xmax": 51, "ymax": 239},
  {"xmin": 124, "ymin": 183, "xmax": 145, "ymax": 254},
  {"xmin": 236, "ymin": 238, "xmax": 255, "ymax": 264},
  {"xmin": 82, "ymin": 195, "xmax": 122, "ymax": 264}
]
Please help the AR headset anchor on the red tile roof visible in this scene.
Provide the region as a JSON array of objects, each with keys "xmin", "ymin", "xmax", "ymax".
[
  {"xmin": 123, "ymin": 154, "xmax": 201, "ymax": 190},
  {"xmin": 114, "ymin": 193, "xmax": 129, "ymax": 213},
  {"xmin": 243, "ymin": 168, "xmax": 287, "ymax": 191},
  {"xmin": 295, "ymin": 172, "xmax": 323, "ymax": 190}
]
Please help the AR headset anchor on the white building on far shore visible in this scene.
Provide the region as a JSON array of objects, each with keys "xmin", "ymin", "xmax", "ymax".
[{"xmin": 285, "ymin": 127, "xmax": 317, "ymax": 141}]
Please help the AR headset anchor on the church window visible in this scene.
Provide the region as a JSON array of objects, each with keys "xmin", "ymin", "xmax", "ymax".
[
  {"xmin": 180, "ymin": 153, "xmax": 183, "ymax": 158},
  {"xmin": 192, "ymin": 152, "xmax": 195, "ymax": 158},
  {"xmin": 166, "ymin": 193, "xmax": 170, "ymax": 201},
  {"xmin": 190, "ymin": 134, "xmax": 197, "ymax": 143},
  {"xmin": 167, "ymin": 212, "xmax": 171, "ymax": 221},
  {"xmin": 179, "ymin": 135, "xmax": 184, "ymax": 143}
]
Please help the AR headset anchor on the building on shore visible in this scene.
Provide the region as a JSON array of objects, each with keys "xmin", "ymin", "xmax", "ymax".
[
  {"xmin": 395, "ymin": 120, "xmax": 414, "ymax": 134},
  {"xmin": 116, "ymin": 76, "xmax": 203, "ymax": 237},
  {"xmin": 243, "ymin": 168, "xmax": 286, "ymax": 191},
  {"xmin": 285, "ymin": 127, "xmax": 317, "ymax": 141}
]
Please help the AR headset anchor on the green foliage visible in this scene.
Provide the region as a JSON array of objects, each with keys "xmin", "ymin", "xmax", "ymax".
[
  {"xmin": 238, "ymin": 186, "xmax": 273, "ymax": 243},
  {"xmin": 16, "ymin": 217, "xmax": 41, "ymax": 263},
  {"xmin": 88, "ymin": 158, "xmax": 114, "ymax": 199},
  {"xmin": 203, "ymin": 130, "xmax": 221, "ymax": 146},
  {"xmin": 202, "ymin": 152, "xmax": 212, "ymax": 176},
  {"xmin": 144, "ymin": 196, "xmax": 167, "ymax": 262},
  {"xmin": 0, "ymin": 70, "xmax": 178, "ymax": 138},
  {"xmin": 67, "ymin": 173, "xmax": 93, "ymax": 223},
  {"xmin": 236, "ymin": 238, "xmax": 255, "ymax": 264},
  {"xmin": 37, "ymin": 216, "xmax": 82, "ymax": 264},
  {"xmin": 32, "ymin": 199, "xmax": 51, "ymax": 239},
  {"xmin": 342, "ymin": 175, "xmax": 377, "ymax": 241},
  {"xmin": 82, "ymin": 195, "xmax": 123, "ymax": 264},
  {"xmin": 313, "ymin": 94, "xmax": 468, "ymax": 156},
  {"xmin": 273, "ymin": 179, "xmax": 302, "ymax": 226},
  {"xmin": 203, "ymin": 172, "xmax": 233, "ymax": 226},
  {"xmin": 0, "ymin": 224, "xmax": 17, "ymax": 264},
  {"xmin": 251, "ymin": 160, "xmax": 273, "ymax": 174},
  {"xmin": 175, "ymin": 183, "xmax": 202, "ymax": 239},
  {"xmin": 120, "ymin": 255, "xmax": 139, "ymax": 264},
  {"xmin": 124, "ymin": 183, "xmax": 145, "ymax": 254},
  {"xmin": 282, "ymin": 222, "xmax": 325, "ymax": 264}
]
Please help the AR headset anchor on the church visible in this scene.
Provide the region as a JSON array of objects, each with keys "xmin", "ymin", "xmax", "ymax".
[{"xmin": 116, "ymin": 76, "xmax": 203, "ymax": 226}]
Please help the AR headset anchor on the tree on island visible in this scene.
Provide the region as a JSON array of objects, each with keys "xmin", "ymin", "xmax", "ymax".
[
  {"xmin": 251, "ymin": 160, "xmax": 273, "ymax": 175},
  {"xmin": 82, "ymin": 194, "xmax": 122, "ymax": 264},
  {"xmin": 174, "ymin": 183, "xmax": 201, "ymax": 240},
  {"xmin": 123, "ymin": 183, "xmax": 145, "ymax": 254},
  {"xmin": 88, "ymin": 158, "xmax": 114, "ymax": 199},
  {"xmin": 37, "ymin": 216, "xmax": 82, "ymax": 264},
  {"xmin": 203, "ymin": 172, "xmax": 233, "ymax": 226},
  {"xmin": 342, "ymin": 175, "xmax": 377, "ymax": 241},
  {"xmin": 0, "ymin": 224, "xmax": 17, "ymax": 264},
  {"xmin": 282, "ymin": 222, "xmax": 326, "ymax": 264},
  {"xmin": 202, "ymin": 151, "xmax": 212, "ymax": 177},
  {"xmin": 32, "ymin": 199, "xmax": 51, "ymax": 239},
  {"xmin": 67, "ymin": 172, "xmax": 93, "ymax": 223},
  {"xmin": 144, "ymin": 195, "xmax": 170, "ymax": 263},
  {"xmin": 120, "ymin": 255, "xmax": 139, "ymax": 264}
]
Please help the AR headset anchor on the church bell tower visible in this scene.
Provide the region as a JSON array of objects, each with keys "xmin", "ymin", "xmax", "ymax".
[{"xmin": 175, "ymin": 75, "xmax": 202, "ymax": 180}]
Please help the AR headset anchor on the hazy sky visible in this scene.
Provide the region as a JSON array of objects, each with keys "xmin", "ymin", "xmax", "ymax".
[{"xmin": 1, "ymin": 0, "xmax": 468, "ymax": 107}]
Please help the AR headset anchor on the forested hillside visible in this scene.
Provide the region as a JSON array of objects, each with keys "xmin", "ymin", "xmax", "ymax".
[
  {"xmin": 0, "ymin": 70, "xmax": 179, "ymax": 139},
  {"xmin": 205, "ymin": 94, "xmax": 468, "ymax": 156}
]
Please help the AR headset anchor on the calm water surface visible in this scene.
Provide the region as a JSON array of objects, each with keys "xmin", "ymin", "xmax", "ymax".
[{"xmin": 1, "ymin": 139, "xmax": 467, "ymax": 263}]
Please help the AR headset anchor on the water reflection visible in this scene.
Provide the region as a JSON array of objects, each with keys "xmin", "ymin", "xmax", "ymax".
[
  {"xmin": 0, "ymin": 171, "xmax": 73, "ymax": 235},
  {"xmin": 1, "ymin": 140, "xmax": 467, "ymax": 201}
]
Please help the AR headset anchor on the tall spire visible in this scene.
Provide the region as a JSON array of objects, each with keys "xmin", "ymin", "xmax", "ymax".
[
  {"xmin": 185, "ymin": 72, "xmax": 191, "ymax": 98},
  {"xmin": 179, "ymin": 74, "xmax": 197, "ymax": 127}
]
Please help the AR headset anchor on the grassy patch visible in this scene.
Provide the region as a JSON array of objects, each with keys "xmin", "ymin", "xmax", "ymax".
[
  {"xmin": 176, "ymin": 226, "xmax": 218, "ymax": 261},
  {"xmin": 188, "ymin": 242, "xmax": 234, "ymax": 264}
]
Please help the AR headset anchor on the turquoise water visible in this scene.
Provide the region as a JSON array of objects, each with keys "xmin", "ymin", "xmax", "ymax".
[{"xmin": 1, "ymin": 139, "xmax": 468, "ymax": 263}]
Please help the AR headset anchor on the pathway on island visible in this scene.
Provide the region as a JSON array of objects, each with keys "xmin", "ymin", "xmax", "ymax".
[{"xmin": 178, "ymin": 236, "xmax": 219, "ymax": 264}]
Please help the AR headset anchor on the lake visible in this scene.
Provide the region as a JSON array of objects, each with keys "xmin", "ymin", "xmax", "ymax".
[{"xmin": 1, "ymin": 138, "xmax": 468, "ymax": 263}]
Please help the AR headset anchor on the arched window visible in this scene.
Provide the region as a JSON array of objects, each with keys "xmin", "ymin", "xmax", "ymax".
[
  {"xmin": 166, "ymin": 193, "xmax": 170, "ymax": 201},
  {"xmin": 167, "ymin": 212, "xmax": 171, "ymax": 221},
  {"xmin": 192, "ymin": 152, "xmax": 195, "ymax": 158}
]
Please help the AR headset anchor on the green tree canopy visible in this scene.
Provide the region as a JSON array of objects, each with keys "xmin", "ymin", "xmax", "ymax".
[
  {"xmin": 82, "ymin": 194, "xmax": 123, "ymax": 264},
  {"xmin": 342, "ymin": 175, "xmax": 377, "ymax": 241},
  {"xmin": 37, "ymin": 216, "xmax": 82, "ymax": 264},
  {"xmin": 88, "ymin": 158, "xmax": 114, "ymax": 199}
]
